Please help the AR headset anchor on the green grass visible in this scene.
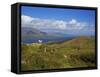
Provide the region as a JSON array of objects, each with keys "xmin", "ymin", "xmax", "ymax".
[{"xmin": 21, "ymin": 36, "xmax": 96, "ymax": 71}]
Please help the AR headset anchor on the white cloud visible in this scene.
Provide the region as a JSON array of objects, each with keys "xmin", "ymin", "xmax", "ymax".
[
  {"xmin": 66, "ymin": 19, "xmax": 87, "ymax": 30},
  {"xmin": 22, "ymin": 15, "xmax": 32, "ymax": 26},
  {"xmin": 69, "ymin": 19, "xmax": 77, "ymax": 24},
  {"xmin": 21, "ymin": 15, "xmax": 88, "ymax": 30},
  {"xmin": 21, "ymin": 15, "xmax": 67, "ymax": 30},
  {"xmin": 22, "ymin": 15, "xmax": 39, "ymax": 27}
]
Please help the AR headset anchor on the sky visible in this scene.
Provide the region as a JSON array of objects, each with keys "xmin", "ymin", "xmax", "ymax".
[{"xmin": 21, "ymin": 6, "xmax": 95, "ymax": 36}]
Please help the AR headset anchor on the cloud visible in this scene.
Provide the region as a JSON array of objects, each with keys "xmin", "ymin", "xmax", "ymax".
[
  {"xmin": 66, "ymin": 19, "xmax": 87, "ymax": 30},
  {"xmin": 69, "ymin": 19, "xmax": 77, "ymax": 24},
  {"xmin": 22, "ymin": 15, "xmax": 33, "ymax": 26},
  {"xmin": 21, "ymin": 15, "xmax": 89, "ymax": 31},
  {"xmin": 22, "ymin": 15, "xmax": 39, "ymax": 27},
  {"xmin": 22, "ymin": 15, "xmax": 67, "ymax": 30}
]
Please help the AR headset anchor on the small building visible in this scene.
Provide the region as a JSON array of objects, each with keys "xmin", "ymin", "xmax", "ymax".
[{"xmin": 38, "ymin": 40, "xmax": 42, "ymax": 43}]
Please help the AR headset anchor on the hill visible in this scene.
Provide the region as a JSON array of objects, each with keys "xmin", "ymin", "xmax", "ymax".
[
  {"xmin": 21, "ymin": 36, "xmax": 96, "ymax": 71},
  {"xmin": 22, "ymin": 27, "xmax": 47, "ymax": 38},
  {"xmin": 22, "ymin": 27, "xmax": 69, "ymax": 44}
]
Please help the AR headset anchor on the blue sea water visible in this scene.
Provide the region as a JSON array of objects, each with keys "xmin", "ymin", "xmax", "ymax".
[{"xmin": 22, "ymin": 36, "xmax": 74, "ymax": 44}]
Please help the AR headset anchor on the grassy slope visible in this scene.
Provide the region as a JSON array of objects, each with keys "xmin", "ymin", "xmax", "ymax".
[{"xmin": 21, "ymin": 36, "xmax": 96, "ymax": 71}]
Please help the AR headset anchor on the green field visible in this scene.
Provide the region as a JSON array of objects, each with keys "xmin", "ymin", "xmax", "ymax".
[{"xmin": 21, "ymin": 36, "xmax": 96, "ymax": 71}]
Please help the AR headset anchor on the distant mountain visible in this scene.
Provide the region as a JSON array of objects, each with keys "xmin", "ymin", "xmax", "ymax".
[
  {"xmin": 21, "ymin": 27, "xmax": 76, "ymax": 44},
  {"xmin": 21, "ymin": 27, "xmax": 68, "ymax": 39},
  {"xmin": 22, "ymin": 27, "xmax": 47, "ymax": 36}
]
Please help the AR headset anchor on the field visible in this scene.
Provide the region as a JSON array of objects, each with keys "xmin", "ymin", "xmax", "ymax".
[{"xmin": 21, "ymin": 36, "xmax": 96, "ymax": 71}]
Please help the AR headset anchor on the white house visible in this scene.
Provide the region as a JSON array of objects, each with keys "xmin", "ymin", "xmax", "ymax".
[{"xmin": 38, "ymin": 40, "xmax": 42, "ymax": 43}]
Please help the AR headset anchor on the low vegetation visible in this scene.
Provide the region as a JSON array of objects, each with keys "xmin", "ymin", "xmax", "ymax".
[{"xmin": 21, "ymin": 36, "xmax": 96, "ymax": 71}]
